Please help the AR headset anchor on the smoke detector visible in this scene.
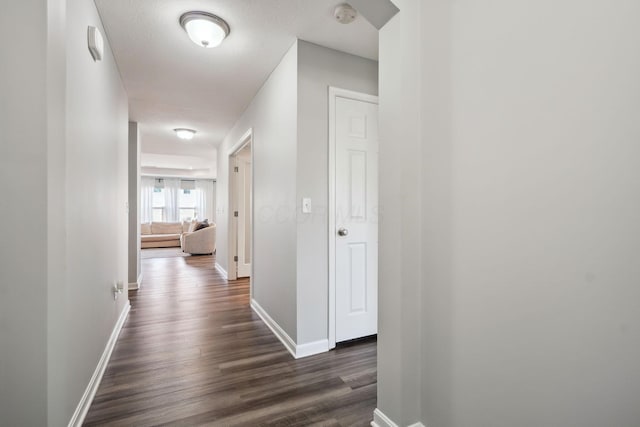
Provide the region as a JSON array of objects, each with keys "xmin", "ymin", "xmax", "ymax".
[{"xmin": 334, "ymin": 3, "xmax": 358, "ymax": 24}]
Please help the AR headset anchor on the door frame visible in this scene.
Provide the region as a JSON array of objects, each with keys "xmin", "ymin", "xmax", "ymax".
[
  {"xmin": 328, "ymin": 87, "xmax": 379, "ymax": 349},
  {"xmin": 227, "ymin": 128, "xmax": 253, "ymax": 290}
]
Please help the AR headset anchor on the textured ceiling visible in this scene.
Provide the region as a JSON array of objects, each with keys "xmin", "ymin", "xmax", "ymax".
[{"xmin": 95, "ymin": 0, "xmax": 378, "ymax": 176}]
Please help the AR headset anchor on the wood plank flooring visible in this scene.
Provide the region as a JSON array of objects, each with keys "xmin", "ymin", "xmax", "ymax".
[{"xmin": 84, "ymin": 255, "xmax": 376, "ymax": 426}]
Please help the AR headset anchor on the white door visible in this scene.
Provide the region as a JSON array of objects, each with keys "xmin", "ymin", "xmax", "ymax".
[
  {"xmin": 335, "ymin": 96, "xmax": 378, "ymax": 342},
  {"xmin": 235, "ymin": 147, "xmax": 252, "ymax": 278}
]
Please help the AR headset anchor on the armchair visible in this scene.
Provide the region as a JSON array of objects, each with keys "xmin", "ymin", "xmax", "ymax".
[{"xmin": 181, "ymin": 223, "xmax": 216, "ymax": 255}]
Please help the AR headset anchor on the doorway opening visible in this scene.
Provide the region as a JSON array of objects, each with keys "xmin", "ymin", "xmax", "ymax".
[{"xmin": 228, "ymin": 129, "xmax": 253, "ymax": 285}]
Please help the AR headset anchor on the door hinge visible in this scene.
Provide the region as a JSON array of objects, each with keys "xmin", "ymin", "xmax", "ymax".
[
  {"xmin": 234, "ymin": 211, "xmax": 239, "ymax": 217},
  {"xmin": 234, "ymin": 166, "xmax": 239, "ymax": 172},
  {"xmin": 234, "ymin": 255, "xmax": 239, "ymax": 262}
]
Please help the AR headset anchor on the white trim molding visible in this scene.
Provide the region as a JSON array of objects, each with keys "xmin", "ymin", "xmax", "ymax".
[
  {"xmin": 296, "ymin": 339, "xmax": 330, "ymax": 359},
  {"xmin": 215, "ymin": 263, "xmax": 228, "ymax": 280},
  {"xmin": 328, "ymin": 86, "xmax": 379, "ymax": 349},
  {"xmin": 251, "ymin": 298, "xmax": 296, "ymax": 357},
  {"xmin": 128, "ymin": 272, "xmax": 143, "ymax": 291},
  {"xmin": 371, "ymin": 409, "xmax": 426, "ymax": 427},
  {"xmin": 68, "ymin": 302, "xmax": 130, "ymax": 427},
  {"xmin": 227, "ymin": 127, "xmax": 253, "ymax": 283},
  {"xmin": 371, "ymin": 409, "xmax": 399, "ymax": 427},
  {"xmin": 251, "ymin": 299, "xmax": 329, "ymax": 359},
  {"xmin": 228, "ymin": 128, "xmax": 253, "ymax": 157}
]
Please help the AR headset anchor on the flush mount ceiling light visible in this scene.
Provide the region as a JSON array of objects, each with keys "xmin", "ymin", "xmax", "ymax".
[
  {"xmin": 334, "ymin": 3, "xmax": 358, "ymax": 24},
  {"xmin": 179, "ymin": 11, "xmax": 230, "ymax": 48},
  {"xmin": 174, "ymin": 128, "xmax": 196, "ymax": 140}
]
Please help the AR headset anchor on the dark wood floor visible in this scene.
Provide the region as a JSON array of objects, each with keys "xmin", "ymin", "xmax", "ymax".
[{"xmin": 84, "ymin": 255, "xmax": 376, "ymax": 426}]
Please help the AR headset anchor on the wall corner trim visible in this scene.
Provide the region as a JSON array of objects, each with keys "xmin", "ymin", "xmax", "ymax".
[
  {"xmin": 371, "ymin": 408, "xmax": 426, "ymax": 427},
  {"xmin": 68, "ymin": 301, "xmax": 130, "ymax": 427},
  {"xmin": 250, "ymin": 299, "xmax": 329, "ymax": 359},
  {"xmin": 215, "ymin": 263, "xmax": 228, "ymax": 280},
  {"xmin": 251, "ymin": 299, "xmax": 297, "ymax": 357},
  {"xmin": 371, "ymin": 409, "xmax": 398, "ymax": 427},
  {"xmin": 296, "ymin": 338, "xmax": 330, "ymax": 358},
  {"xmin": 128, "ymin": 273, "xmax": 143, "ymax": 291}
]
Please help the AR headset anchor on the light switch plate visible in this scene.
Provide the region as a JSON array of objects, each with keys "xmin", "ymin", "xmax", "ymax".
[{"xmin": 302, "ymin": 198, "xmax": 312, "ymax": 213}]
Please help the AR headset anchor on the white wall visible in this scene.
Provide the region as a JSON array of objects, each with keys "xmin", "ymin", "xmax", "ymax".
[
  {"xmin": 140, "ymin": 151, "xmax": 218, "ymax": 180},
  {"xmin": 47, "ymin": 0, "xmax": 70, "ymax": 423},
  {"xmin": 216, "ymin": 40, "xmax": 377, "ymax": 349},
  {"xmin": 51, "ymin": 0, "xmax": 130, "ymax": 425},
  {"xmin": 0, "ymin": 1, "xmax": 50, "ymax": 424},
  {"xmin": 0, "ymin": 0, "xmax": 129, "ymax": 425},
  {"xmin": 296, "ymin": 41, "xmax": 378, "ymax": 344},
  {"xmin": 377, "ymin": 0, "xmax": 424, "ymax": 423},
  {"xmin": 419, "ymin": 1, "xmax": 454, "ymax": 426},
  {"xmin": 212, "ymin": 182, "xmax": 217, "ymax": 222},
  {"xmin": 377, "ymin": 0, "xmax": 640, "ymax": 426},
  {"xmin": 450, "ymin": 0, "xmax": 640, "ymax": 425},
  {"xmin": 128, "ymin": 122, "xmax": 141, "ymax": 285},
  {"xmin": 208, "ymin": 181, "xmax": 217, "ymax": 224},
  {"xmin": 217, "ymin": 42, "xmax": 299, "ymax": 339}
]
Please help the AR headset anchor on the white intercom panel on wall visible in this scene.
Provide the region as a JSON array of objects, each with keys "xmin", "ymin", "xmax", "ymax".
[{"xmin": 88, "ymin": 26, "xmax": 104, "ymax": 61}]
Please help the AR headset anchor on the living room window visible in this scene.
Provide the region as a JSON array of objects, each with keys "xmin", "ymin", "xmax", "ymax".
[
  {"xmin": 151, "ymin": 188, "xmax": 197, "ymax": 221},
  {"xmin": 142, "ymin": 177, "xmax": 215, "ymax": 223},
  {"xmin": 179, "ymin": 189, "xmax": 197, "ymax": 221},
  {"xmin": 152, "ymin": 188, "xmax": 165, "ymax": 221}
]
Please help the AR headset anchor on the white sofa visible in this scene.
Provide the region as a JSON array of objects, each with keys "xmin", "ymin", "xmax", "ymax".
[
  {"xmin": 181, "ymin": 223, "xmax": 216, "ymax": 255},
  {"xmin": 140, "ymin": 222, "xmax": 184, "ymax": 248}
]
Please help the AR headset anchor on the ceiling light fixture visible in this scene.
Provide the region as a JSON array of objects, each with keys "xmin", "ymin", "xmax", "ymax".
[
  {"xmin": 179, "ymin": 11, "xmax": 230, "ymax": 48},
  {"xmin": 174, "ymin": 128, "xmax": 196, "ymax": 140},
  {"xmin": 334, "ymin": 4, "xmax": 358, "ymax": 24}
]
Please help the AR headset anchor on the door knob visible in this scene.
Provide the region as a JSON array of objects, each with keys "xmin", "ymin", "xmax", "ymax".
[{"xmin": 337, "ymin": 228, "xmax": 349, "ymax": 237}]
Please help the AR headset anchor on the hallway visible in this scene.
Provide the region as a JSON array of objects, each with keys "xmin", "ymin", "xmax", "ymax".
[{"xmin": 84, "ymin": 255, "xmax": 376, "ymax": 426}]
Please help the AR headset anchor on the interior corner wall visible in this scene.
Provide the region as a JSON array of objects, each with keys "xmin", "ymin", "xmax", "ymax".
[
  {"xmin": 47, "ymin": 0, "xmax": 69, "ymax": 423},
  {"xmin": 216, "ymin": 41, "xmax": 299, "ymax": 340},
  {"xmin": 448, "ymin": 1, "xmax": 640, "ymax": 426},
  {"xmin": 0, "ymin": 0, "xmax": 128, "ymax": 425},
  {"xmin": 128, "ymin": 122, "xmax": 141, "ymax": 285},
  {"xmin": 0, "ymin": 1, "xmax": 50, "ymax": 424},
  {"xmin": 295, "ymin": 41, "xmax": 378, "ymax": 345},
  {"xmin": 50, "ymin": 0, "xmax": 129, "ymax": 424},
  {"xmin": 419, "ymin": 0, "xmax": 453, "ymax": 426},
  {"xmin": 378, "ymin": 0, "xmax": 640, "ymax": 426},
  {"xmin": 210, "ymin": 181, "xmax": 216, "ymax": 226},
  {"xmin": 377, "ymin": 0, "xmax": 424, "ymax": 424}
]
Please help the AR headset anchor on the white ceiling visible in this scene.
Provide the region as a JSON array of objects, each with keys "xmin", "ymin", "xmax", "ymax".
[{"xmin": 95, "ymin": 0, "xmax": 378, "ymax": 178}]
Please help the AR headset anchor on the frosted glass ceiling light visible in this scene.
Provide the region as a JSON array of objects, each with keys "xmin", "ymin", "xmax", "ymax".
[
  {"xmin": 174, "ymin": 128, "xmax": 196, "ymax": 140},
  {"xmin": 180, "ymin": 11, "xmax": 230, "ymax": 48}
]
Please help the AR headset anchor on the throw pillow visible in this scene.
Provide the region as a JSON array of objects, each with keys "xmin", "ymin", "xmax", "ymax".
[{"xmin": 194, "ymin": 219, "xmax": 209, "ymax": 231}]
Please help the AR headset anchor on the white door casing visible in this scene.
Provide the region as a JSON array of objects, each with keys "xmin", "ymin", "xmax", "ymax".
[
  {"xmin": 330, "ymin": 88, "xmax": 379, "ymax": 344},
  {"xmin": 236, "ymin": 147, "xmax": 252, "ymax": 278},
  {"xmin": 227, "ymin": 128, "xmax": 253, "ymax": 283}
]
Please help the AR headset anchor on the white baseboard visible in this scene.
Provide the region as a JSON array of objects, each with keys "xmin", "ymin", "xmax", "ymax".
[
  {"xmin": 296, "ymin": 338, "xmax": 330, "ymax": 358},
  {"xmin": 250, "ymin": 299, "xmax": 329, "ymax": 359},
  {"xmin": 215, "ymin": 263, "xmax": 228, "ymax": 280},
  {"xmin": 371, "ymin": 409, "xmax": 398, "ymax": 427},
  {"xmin": 128, "ymin": 273, "xmax": 143, "ymax": 291},
  {"xmin": 68, "ymin": 301, "xmax": 130, "ymax": 427},
  {"xmin": 251, "ymin": 299, "xmax": 296, "ymax": 357},
  {"xmin": 371, "ymin": 408, "xmax": 426, "ymax": 427}
]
